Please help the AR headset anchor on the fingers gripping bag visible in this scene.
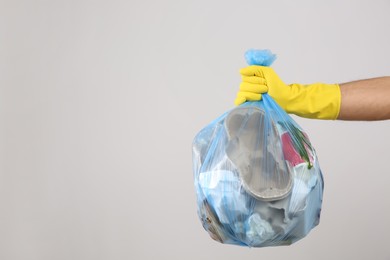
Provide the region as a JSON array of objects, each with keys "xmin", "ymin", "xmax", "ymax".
[{"xmin": 192, "ymin": 50, "xmax": 324, "ymax": 248}]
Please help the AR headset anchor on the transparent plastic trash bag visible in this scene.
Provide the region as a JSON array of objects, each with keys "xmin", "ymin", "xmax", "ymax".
[{"xmin": 192, "ymin": 50, "xmax": 324, "ymax": 248}]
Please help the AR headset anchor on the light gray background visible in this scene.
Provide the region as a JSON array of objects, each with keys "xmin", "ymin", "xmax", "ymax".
[{"xmin": 1, "ymin": 0, "xmax": 390, "ymax": 259}]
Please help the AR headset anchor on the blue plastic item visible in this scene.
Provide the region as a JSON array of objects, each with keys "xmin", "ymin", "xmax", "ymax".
[{"xmin": 192, "ymin": 50, "xmax": 324, "ymax": 247}]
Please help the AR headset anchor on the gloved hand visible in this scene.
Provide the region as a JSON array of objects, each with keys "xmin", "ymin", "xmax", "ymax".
[{"xmin": 235, "ymin": 66, "xmax": 341, "ymax": 120}]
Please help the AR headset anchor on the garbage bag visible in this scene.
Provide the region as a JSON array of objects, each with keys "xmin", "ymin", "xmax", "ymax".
[{"xmin": 192, "ymin": 50, "xmax": 324, "ymax": 248}]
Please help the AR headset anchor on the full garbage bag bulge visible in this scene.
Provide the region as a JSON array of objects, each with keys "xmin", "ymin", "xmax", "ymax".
[{"xmin": 192, "ymin": 50, "xmax": 324, "ymax": 247}]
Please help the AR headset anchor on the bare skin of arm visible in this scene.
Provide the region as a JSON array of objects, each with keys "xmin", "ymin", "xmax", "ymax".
[{"xmin": 338, "ymin": 76, "xmax": 390, "ymax": 120}]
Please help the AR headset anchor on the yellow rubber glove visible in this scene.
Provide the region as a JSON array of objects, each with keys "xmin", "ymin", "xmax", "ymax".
[{"xmin": 235, "ymin": 66, "xmax": 341, "ymax": 120}]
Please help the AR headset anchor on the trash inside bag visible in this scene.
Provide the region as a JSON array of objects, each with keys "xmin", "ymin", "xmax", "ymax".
[{"xmin": 192, "ymin": 50, "xmax": 324, "ymax": 248}]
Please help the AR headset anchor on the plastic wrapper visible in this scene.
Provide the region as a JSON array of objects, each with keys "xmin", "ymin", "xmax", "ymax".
[{"xmin": 192, "ymin": 50, "xmax": 324, "ymax": 247}]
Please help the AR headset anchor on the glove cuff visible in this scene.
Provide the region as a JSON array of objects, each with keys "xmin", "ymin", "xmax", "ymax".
[{"xmin": 286, "ymin": 83, "xmax": 341, "ymax": 120}]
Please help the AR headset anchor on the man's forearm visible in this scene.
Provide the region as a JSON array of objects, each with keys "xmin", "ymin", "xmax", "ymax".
[{"xmin": 338, "ymin": 76, "xmax": 390, "ymax": 120}]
